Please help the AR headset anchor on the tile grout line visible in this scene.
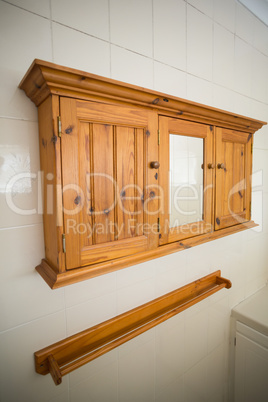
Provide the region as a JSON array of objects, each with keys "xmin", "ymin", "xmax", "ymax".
[
  {"xmin": 1, "ymin": 0, "xmax": 49, "ymax": 20},
  {"xmin": 0, "ymin": 116, "xmax": 38, "ymax": 122},
  {"xmin": 0, "ymin": 307, "xmax": 66, "ymax": 336},
  {"xmin": 185, "ymin": 1, "xmax": 188, "ymax": 96},
  {"xmin": 152, "ymin": 0, "xmax": 155, "ymax": 91},
  {"xmin": 237, "ymin": 0, "xmax": 268, "ymax": 28},
  {"xmin": 0, "ymin": 222, "xmax": 43, "ymax": 231},
  {"xmin": 108, "ymin": 0, "xmax": 112, "ymax": 78},
  {"xmin": 49, "ymin": 0, "xmax": 54, "ymax": 63},
  {"xmin": 2, "ymin": 0, "xmax": 267, "ymax": 58}
]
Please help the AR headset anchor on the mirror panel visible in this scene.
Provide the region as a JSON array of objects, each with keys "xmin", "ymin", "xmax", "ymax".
[{"xmin": 169, "ymin": 134, "xmax": 204, "ymax": 228}]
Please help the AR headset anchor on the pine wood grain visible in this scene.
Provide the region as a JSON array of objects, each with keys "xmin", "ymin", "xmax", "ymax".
[
  {"xmin": 116, "ymin": 126, "xmax": 135, "ymax": 240},
  {"xmin": 19, "ymin": 59, "xmax": 266, "ymax": 133},
  {"xmin": 36, "ymin": 220, "xmax": 257, "ymax": 289},
  {"xmin": 19, "ymin": 60, "xmax": 266, "ymax": 288},
  {"xmin": 215, "ymin": 127, "xmax": 250, "ymax": 230},
  {"xmin": 60, "ymin": 97, "xmax": 81, "ymax": 269},
  {"xmin": 92, "ymin": 123, "xmax": 115, "ymax": 244},
  {"xmin": 59, "ymin": 98, "xmax": 156, "ymax": 269},
  {"xmin": 35, "ymin": 270, "xmax": 231, "ymax": 385},
  {"xmin": 38, "ymin": 95, "xmax": 65, "ymax": 272}
]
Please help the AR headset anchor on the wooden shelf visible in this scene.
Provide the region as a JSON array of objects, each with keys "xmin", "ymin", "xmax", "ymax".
[{"xmin": 34, "ymin": 270, "xmax": 231, "ymax": 385}]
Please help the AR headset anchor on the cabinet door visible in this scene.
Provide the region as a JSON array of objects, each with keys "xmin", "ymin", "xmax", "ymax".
[
  {"xmin": 215, "ymin": 128, "xmax": 252, "ymax": 230},
  {"xmin": 60, "ymin": 98, "xmax": 158, "ymax": 269},
  {"xmin": 235, "ymin": 332, "xmax": 268, "ymax": 402},
  {"xmin": 159, "ymin": 117, "xmax": 214, "ymax": 244}
]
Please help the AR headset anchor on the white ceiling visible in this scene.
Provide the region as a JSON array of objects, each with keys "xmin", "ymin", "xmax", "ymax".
[{"xmin": 238, "ymin": 0, "xmax": 268, "ymax": 25}]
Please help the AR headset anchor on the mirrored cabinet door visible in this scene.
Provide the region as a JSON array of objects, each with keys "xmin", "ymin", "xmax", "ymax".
[{"xmin": 159, "ymin": 117, "xmax": 214, "ymax": 245}]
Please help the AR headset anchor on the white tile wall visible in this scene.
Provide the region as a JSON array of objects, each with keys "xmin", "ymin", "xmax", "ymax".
[
  {"xmin": 116, "ymin": 274, "xmax": 156, "ymax": 315},
  {"xmin": 249, "ymin": 98, "xmax": 267, "ymax": 121},
  {"xmin": 0, "ymin": 312, "xmax": 67, "ymax": 402},
  {"xmin": 213, "ymin": 84, "xmax": 235, "ymax": 112},
  {"xmin": 214, "ymin": 0, "xmax": 236, "ymax": 33},
  {"xmin": 253, "ymin": 149, "xmax": 268, "ymax": 193},
  {"xmin": 70, "ymin": 359, "xmax": 118, "ymax": 402},
  {"xmin": 0, "ymin": 118, "xmax": 42, "ymax": 229},
  {"xmin": 111, "ymin": 45, "xmax": 154, "ymax": 88},
  {"xmin": 187, "ymin": 74, "xmax": 213, "ymax": 106},
  {"xmin": 118, "ymin": 330, "xmax": 155, "ymax": 402},
  {"xmin": 187, "ymin": 5, "xmax": 213, "ymax": 80},
  {"xmin": 154, "ymin": 62, "xmax": 187, "ymax": 98},
  {"xmin": 5, "ymin": 0, "xmax": 51, "ymax": 18},
  {"xmin": 0, "ymin": 2, "xmax": 52, "ymax": 120},
  {"xmin": 69, "ymin": 349, "xmax": 117, "ymax": 387},
  {"xmin": 154, "ymin": 252, "xmax": 187, "ymax": 295},
  {"xmin": 206, "ymin": 343, "xmax": 228, "ymax": 402},
  {"xmin": 0, "ymin": 224, "xmax": 65, "ymax": 332},
  {"xmin": 156, "ymin": 374, "xmax": 184, "ymax": 402},
  {"xmin": 52, "ymin": 22, "xmax": 111, "ymax": 76},
  {"xmin": 233, "ymin": 92, "xmax": 251, "ymax": 117},
  {"xmin": 0, "ymin": 0, "xmax": 268, "ymax": 401},
  {"xmin": 66, "ymin": 291, "xmax": 117, "ymax": 336},
  {"xmin": 184, "ymin": 357, "xmax": 208, "ymax": 401},
  {"xmin": 65, "ymin": 271, "xmax": 116, "ymax": 308},
  {"xmin": 153, "ymin": 0, "xmax": 186, "ymax": 70},
  {"xmin": 155, "ymin": 314, "xmax": 185, "ymax": 392},
  {"xmin": 235, "ymin": 2, "xmax": 255, "ymax": 45},
  {"xmin": 253, "ymin": 121, "xmax": 268, "ymax": 150},
  {"xmin": 188, "ymin": 0, "xmax": 213, "ymax": 18},
  {"xmin": 253, "ymin": 19, "xmax": 268, "ymax": 56},
  {"xmin": 213, "ymin": 24, "xmax": 235, "ymax": 89},
  {"xmin": 184, "ymin": 304, "xmax": 209, "ymax": 371},
  {"xmin": 116, "ymin": 259, "xmax": 156, "ymax": 290},
  {"xmin": 208, "ymin": 294, "xmax": 230, "ymax": 353},
  {"xmin": 234, "ymin": 36, "xmax": 252, "ymax": 97},
  {"xmin": 110, "ymin": 0, "xmax": 153, "ymax": 57},
  {"xmin": 251, "ymin": 48, "xmax": 267, "ymax": 103},
  {"xmin": 51, "ymin": 0, "xmax": 110, "ymax": 41}
]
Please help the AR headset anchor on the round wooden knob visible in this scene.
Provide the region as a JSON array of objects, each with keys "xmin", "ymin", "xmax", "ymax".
[
  {"xmin": 208, "ymin": 163, "xmax": 215, "ymax": 169},
  {"xmin": 150, "ymin": 161, "xmax": 160, "ymax": 169},
  {"xmin": 217, "ymin": 163, "xmax": 225, "ymax": 169}
]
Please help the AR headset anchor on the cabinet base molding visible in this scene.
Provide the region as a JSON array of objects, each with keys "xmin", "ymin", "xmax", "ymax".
[{"xmin": 36, "ymin": 221, "xmax": 257, "ymax": 289}]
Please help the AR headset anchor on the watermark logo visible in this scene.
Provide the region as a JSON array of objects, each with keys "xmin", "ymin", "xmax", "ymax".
[{"xmin": 4, "ymin": 170, "xmax": 263, "ymax": 236}]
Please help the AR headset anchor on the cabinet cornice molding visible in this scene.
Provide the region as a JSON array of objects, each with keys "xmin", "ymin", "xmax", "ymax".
[{"xmin": 19, "ymin": 59, "xmax": 266, "ymax": 133}]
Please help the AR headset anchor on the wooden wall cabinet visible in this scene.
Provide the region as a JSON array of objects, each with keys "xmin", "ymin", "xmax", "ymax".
[{"xmin": 19, "ymin": 60, "xmax": 266, "ymax": 288}]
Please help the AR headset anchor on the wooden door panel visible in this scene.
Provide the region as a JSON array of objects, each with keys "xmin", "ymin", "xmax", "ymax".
[
  {"xmin": 81, "ymin": 236, "xmax": 148, "ymax": 266},
  {"xmin": 215, "ymin": 128, "xmax": 251, "ymax": 230},
  {"xmin": 92, "ymin": 123, "xmax": 115, "ymax": 244},
  {"xmin": 79, "ymin": 121, "xmax": 92, "ymax": 249},
  {"xmin": 159, "ymin": 116, "xmax": 214, "ymax": 245},
  {"xmin": 60, "ymin": 97, "xmax": 157, "ymax": 269},
  {"xmin": 116, "ymin": 126, "xmax": 136, "ymax": 240},
  {"xmin": 61, "ymin": 98, "xmax": 81, "ymax": 269},
  {"xmin": 232, "ymin": 142, "xmax": 245, "ymax": 214},
  {"xmin": 76, "ymin": 100, "xmax": 150, "ymax": 126},
  {"xmin": 223, "ymin": 141, "xmax": 234, "ymax": 217}
]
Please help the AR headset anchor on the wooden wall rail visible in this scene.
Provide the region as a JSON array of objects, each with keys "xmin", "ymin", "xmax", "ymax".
[{"xmin": 35, "ymin": 270, "xmax": 231, "ymax": 385}]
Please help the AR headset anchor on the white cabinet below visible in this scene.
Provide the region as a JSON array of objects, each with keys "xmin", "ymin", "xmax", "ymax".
[{"xmin": 232, "ymin": 286, "xmax": 268, "ymax": 402}]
